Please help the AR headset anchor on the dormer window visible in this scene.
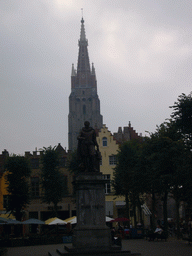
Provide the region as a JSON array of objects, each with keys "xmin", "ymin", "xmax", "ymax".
[{"xmin": 102, "ymin": 137, "xmax": 107, "ymax": 147}]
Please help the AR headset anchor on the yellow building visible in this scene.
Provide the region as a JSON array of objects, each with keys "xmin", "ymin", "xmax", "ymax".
[
  {"xmin": 24, "ymin": 143, "xmax": 76, "ymax": 220},
  {"xmin": 0, "ymin": 172, "xmax": 9, "ymax": 212},
  {"xmin": 0, "ymin": 146, "xmax": 76, "ymax": 221},
  {"xmin": 97, "ymin": 124, "xmax": 126, "ymax": 219},
  {"xmin": 0, "ymin": 150, "xmax": 9, "ymax": 213},
  {"xmin": 97, "ymin": 125, "xmax": 151, "ymax": 228}
]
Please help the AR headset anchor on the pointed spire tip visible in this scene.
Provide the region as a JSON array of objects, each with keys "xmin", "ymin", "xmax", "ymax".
[{"xmin": 81, "ymin": 8, "xmax": 84, "ymax": 23}]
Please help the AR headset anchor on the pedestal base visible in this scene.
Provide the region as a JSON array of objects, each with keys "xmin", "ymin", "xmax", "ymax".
[
  {"xmin": 50, "ymin": 173, "xmax": 141, "ymax": 255},
  {"xmin": 72, "ymin": 173, "xmax": 112, "ymax": 252},
  {"xmin": 57, "ymin": 246, "xmax": 141, "ymax": 256},
  {"xmin": 72, "ymin": 227, "xmax": 111, "ymax": 251}
]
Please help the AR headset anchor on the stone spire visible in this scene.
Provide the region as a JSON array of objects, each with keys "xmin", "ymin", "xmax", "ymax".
[
  {"xmin": 77, "ymin": 18, "xmax": 90, "ymax": 80},
  {"xmin": 92, "ymin": 63, "xmax": 96, "ymax": 75},
  {"xmin": 68, "ymin": 18, "xmax": 103, "ymax": 151},
  {"xmin": 71, "ymin": 64, "xmax": 76, "ymax": 76},
  {"xmin": 80, "ymin": 17, "xmax": 87, "ymax": 42}
]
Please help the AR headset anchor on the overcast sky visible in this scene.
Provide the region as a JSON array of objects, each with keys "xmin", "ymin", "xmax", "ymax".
[{"xmin": 1, "ymin": 0, "xmax": 192, "ymax": 155}]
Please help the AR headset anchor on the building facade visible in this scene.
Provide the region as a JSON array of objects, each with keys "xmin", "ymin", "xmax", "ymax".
[
  {"xmin": 97, "ymin": 125, "xmax": 126, "ymax": 219},
  {"xmin": 0, "ymin": 150, "xmax": 9, "ymax": 212},
  {"xmin": 0, "ymin": 145, "xmax": 76, "ymax": 221},
  {"xmin": 97, "ymin": 124, "xmax": 152, "ymax": 227},
  {"xmin": 113, "ymin": 121, "xmax": 142, "ymax": 144},
  {"xmin": 68, "ymin": 18, "xmax": 103, "ymax": 151},
  {"xmin": 24, "ymin": 144, "xmax": 76, "ymax": 221}
]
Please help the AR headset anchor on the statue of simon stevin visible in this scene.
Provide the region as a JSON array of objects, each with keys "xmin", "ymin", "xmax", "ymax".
[{"xmin": 77, "ymin": 121, "xmax": 101, "ymax": 172}]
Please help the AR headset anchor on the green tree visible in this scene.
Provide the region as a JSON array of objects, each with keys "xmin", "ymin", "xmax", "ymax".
[
  {"xmin": 170, "ymin": 92, "xmax": 192, "ymax": 149},
  {"xmin": 180, "ymin": 152, "xmax": 192, "ymax": 225},
  {"xmin": 112, "ymin": 140, "xmax": 143, "ymax": 225},
  {"xmin": 167, "ymin": 139, "xmax": 191, "ymax": 238},
  {"xmin": 5, "ymin": 155, "xmax": 31, "ymax": 220},
  {"xmin": 143, "ymin": 122, "xmax": 190, "ymax": 234},
  {"xmin": 67, "ymin": 150, "xmax": 81, "ymax": 175},
  {"xmin": 66, "ymin": 150, "xmax": 82, "ymax": 197},
  {"xmin": 153, "ymin": 129, "xmax": 180, "ymax": 233},
  {"xmin": 170, "ymin": 92, "xmax": 192, "ymax": 232},
  {"xmin": 41, "ymin": 146, "xmax": 68, "ymax": 216},
  {"xmin": 141, "ymin": 135, "xmax": 164, "ymax": 230},
  {"xmin": 156, "ymin": 121, "xmax": 192, "ymax": 236}
]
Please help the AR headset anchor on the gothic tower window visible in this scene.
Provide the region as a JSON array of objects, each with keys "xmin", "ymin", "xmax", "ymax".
[
  {"xmin": 83, "ymin": 105, "xmax": 86, "ymax": 114},
  {"xmin": 31, "ymin": 177, "xmax": 40, "ymax": 198}
]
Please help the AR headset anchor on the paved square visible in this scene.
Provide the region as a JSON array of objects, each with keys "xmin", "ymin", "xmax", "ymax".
[{"xmin": 6, "ymin": 238, "xmax": 192, "ymax": 256}]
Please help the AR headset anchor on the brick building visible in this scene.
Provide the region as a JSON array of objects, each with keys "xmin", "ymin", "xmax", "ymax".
[
  {"xmin": 0, "ymin": 145, "xmax": 76, "ymax": 221},
  {"xmin": 24, "ymin": 143, "xmax": 75, "ymax": 220},
  {"xmin": 113, "ymin": 121, "xmax": 142, "ymax": 144}
]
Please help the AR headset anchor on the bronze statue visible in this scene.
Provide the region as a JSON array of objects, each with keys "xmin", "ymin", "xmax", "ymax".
[{"xmin": 77, "ymin": 121, "xmax": 101, "ymax": 172}]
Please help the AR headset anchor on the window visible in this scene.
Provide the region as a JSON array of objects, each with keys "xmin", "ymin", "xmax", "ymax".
[
  {"xmin": 30, "ymin": 158, "xmax": 39, "ymax": 169},
  {"xmin": 29, "ymin": 211, "xmax": 38, "ymax": 219},
  {"xmin": 102, "ymin": 137, "xmax": 107, "ymax": 147},
  {"xmin": 103, "ymin": 174, "xmax": 111, "ymax": 194},
  {"xmin": 109, "ymin": 155, "xmax": 117, "ymax": 165},
  {"xmin": 83, "ymin": 105, "xmax": 86, "ymax": 114},
  {"xmin": 100, "ymin": 156, "xmax": 102, "ymax": 166},
  {"xmin": 3, "ymin": 195, "xmax": 10, "ymax": 209},
  {"xmin": 60, "ymin": 157, "xmax": 66, "ymax": 167},
  {"xmin": 31, "ymin": 177, "xmax": 40, "ymax": 198},
  {"xmin": 63, "ymin": 175, "xmax": 68, "ymax": 196}
]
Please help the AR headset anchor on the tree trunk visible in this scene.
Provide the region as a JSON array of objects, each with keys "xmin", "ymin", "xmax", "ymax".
[
  {"xmin": 15, "ymin": 207, "xmax": 22, "ymax": 221},
  {"xmin": 175, "ymin": 192, "xmax": 181, "ymax": 239},
  {"xmin": 137, "ymin": 197, "xmax": 144, "ymax": 226},
  {"xmin": 125, "ymin": 192, "xmax": 130, "ymax": 220},
  {"xmin": 151, "ymin": 190, "xmax": 156, "ymax": 231},
  {"xmin": 163, "ymin": 190, "xmax": 168, "ymax": 233},
  {"xmin": 133, "ymin": 203, "xmax": 137, "ymax": 228},
  {"xmin": 53, "ymin": 203, "xmax": 58, "ymax": 217}
]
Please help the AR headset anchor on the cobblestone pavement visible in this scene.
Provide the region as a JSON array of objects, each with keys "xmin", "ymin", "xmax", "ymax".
[
  {"xmin": 6, "ymin": 238, "xmax": 192, "ymax": 256},
  {"xmin": 122, "ymin": 238, "xmax": 192, "ymax": 256},
  {"xmin": 6, "ymin": 243, "xmax": 64, "ymax": 256}
]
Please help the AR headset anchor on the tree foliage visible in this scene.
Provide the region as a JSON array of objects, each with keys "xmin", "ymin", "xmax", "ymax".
[
  {"xmin": 5, "ymin": 155, "xmax": 31, "ymax": 220},
  {"xmin": 170, "ymin": 92, "xmax": 192, "ymax": 148},
  {"xmin": 112, "ymin": 140, "xmax": 143, "ymax": 223},
  {"xmin": 41, "ymin": 146, "xmax": 68, "ymax": 216},
  {"xmin": 67, "ymin": 150, "xmax": 81, "ymax": 175},
  {"xmin": 144, "ymin": 123, "xmax": 189, "ymax": 232},
  {"xmin": 112, "ymin": 116, "xmax": 192, "ymax": 232}
]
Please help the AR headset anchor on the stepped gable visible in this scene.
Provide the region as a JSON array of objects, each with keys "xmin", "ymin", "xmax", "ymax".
[{"xmin": 113, "ymin": 121, "xmax": 141, "ymax": 144}]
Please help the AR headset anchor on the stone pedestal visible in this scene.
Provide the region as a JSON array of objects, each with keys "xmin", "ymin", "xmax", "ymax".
[
  {"xmin": 72, "ymin": 173, "xmax": 111, "ymax": 252},
  {"xmin": 64, "ymin": 173, "xmax": 126, "ymax": 255},
  {"xmin": 50, "ymin": 172, "xmax": 141, "ymax": 255}
]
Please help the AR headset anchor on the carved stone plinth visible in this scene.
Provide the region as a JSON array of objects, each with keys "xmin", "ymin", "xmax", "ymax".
[
  {"xmin": 72, "ymin": 173, "xmax": 111, "ymax": 252},
  {"xmin": 54, "ymin": 173, "xmax": 141, "ymax": 256}
]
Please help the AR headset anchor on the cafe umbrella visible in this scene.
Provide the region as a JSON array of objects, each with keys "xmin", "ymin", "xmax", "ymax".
[
  {"xmin": 45, "ymin": 217, "xmax": 67, "ymax": 225},
  {"xmin": 22, "ymin": 218, "xmax": 45, "ymax": 225}
]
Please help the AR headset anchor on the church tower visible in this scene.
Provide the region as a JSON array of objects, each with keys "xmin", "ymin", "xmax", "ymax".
[{"xmin": 68, "ymin": 18, "xmax": 103, "ymax": 151}]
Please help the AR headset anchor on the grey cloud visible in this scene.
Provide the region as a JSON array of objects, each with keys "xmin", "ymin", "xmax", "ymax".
[{"xmin": 1, "ymin": 0, "xmax": 192, "ymax": 154}]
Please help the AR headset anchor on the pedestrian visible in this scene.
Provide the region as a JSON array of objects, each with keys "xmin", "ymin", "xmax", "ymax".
[{"xmin": 111, "ymin": 227, "xmax": 115, "ymax": 244}]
